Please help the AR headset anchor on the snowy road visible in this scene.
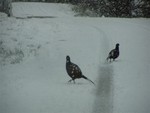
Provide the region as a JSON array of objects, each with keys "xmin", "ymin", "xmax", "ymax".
[{"xmin": 0, "ymin": 2, "xmax": 150, "ymax": 113}]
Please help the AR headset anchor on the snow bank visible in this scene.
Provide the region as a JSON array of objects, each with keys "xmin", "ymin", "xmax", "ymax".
[{"xmin": 12, "ymin": 2, "xmax": 75, "ymax": 18}]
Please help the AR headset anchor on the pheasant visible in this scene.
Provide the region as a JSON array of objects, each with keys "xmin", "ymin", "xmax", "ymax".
[
  {"xmin": 66, "ymin": 56, "xmax": 95, "ymax": 85},
  {"xmin": 107, "ymin": 43, "xmax": 120, "ymax": 62}
]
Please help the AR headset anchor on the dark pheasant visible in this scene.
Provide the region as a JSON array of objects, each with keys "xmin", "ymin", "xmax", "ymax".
[
  {"xmin": 66, "ymin": 56, "xmax": 95, "ymax": 85},
  {"xmin": 107, "ymin": 43, "xmax": 120, "ymax": 62}
]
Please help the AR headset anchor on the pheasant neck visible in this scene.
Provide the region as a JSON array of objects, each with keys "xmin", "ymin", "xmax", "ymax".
[
  {"xmin": 115, "ymin": 46, "xmax": 119, "ymax": 51},
  {"xmin": 66, "ymin": 60, "xmax": 71, "ymax": 64}
]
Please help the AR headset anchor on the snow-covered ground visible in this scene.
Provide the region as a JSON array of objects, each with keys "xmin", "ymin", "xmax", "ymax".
[
  {"xmin": 0, "ymin": 2, "xmax": 150, "ymax": 113},
  {"xmin": 12, "ymin": 2, "xmax": 75, "ymax": 18}
]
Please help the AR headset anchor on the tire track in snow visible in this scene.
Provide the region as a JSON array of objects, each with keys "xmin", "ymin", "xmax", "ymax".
[{"xmin": 91, "ymin": 26, "xmax": 114, "ymax": 113}]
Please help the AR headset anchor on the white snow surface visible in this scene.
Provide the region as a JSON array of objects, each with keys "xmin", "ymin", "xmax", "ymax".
[
  {"xmin": 0, "ymin": 2, "xmax": 150, "ymax": 113},
  {"xmin": 12, "ymin": 2, "xmax": 75, "ymax": 18}
]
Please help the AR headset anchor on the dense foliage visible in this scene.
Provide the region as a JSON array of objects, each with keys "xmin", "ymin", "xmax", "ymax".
[{"xmin": 71, "ymin": 0, "xmax": 150, "ymax": 17}]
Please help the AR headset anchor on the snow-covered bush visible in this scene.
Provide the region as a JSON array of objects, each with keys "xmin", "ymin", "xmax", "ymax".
[
  {"xmin": 0, "ymin": 0, "xmax": 12, "ymax": 17},
  {"xmin": 72, "ymin": 3, "xmax": 98, "ymax": 17},
  {"xmin": 132, "ymin": 0, "xmax": 150, "ymax": 17},
  {"xmin": 0, "ymin": 38, "xmax": 42, "ymax": 65},
  {"xmin": 0, "ymin": 40, "xmax": 24, "ymax": 65}
]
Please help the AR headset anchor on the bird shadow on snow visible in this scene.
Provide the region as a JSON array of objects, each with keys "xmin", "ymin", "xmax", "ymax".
[
  {"xmin": 105, "ymin": 59, "xmax": 122, "ymax": 64},
  {"xmin": 113, "ymin": 59, "xmax": 122, "ymax": 63},
  {"xmin": 63, "ymin": 81, "xmax": 91, "ymax": 86}
]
